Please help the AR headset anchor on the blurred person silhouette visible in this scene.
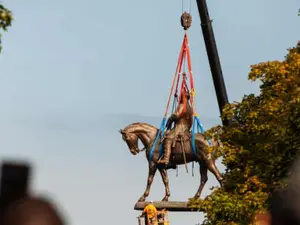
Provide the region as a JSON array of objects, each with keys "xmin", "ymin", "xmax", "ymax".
[
  {"xmin": 255, "ymin": 157, "xmax": 300, "ymax": 225},
  {"xmin": 3, "ymin": 196, "xmax": 65, "ymax": 225},
  {"xmin": 0, "ymin": 162, "xmax": 66, "ymax": 225}
]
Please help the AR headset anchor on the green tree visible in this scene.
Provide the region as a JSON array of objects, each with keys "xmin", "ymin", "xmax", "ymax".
[
  {"xmin": 189, "ymin": 42, "xmax": 300, "ymax": 225},
  {"xmin": 0, "ymin": 4, "xmax": 13, "ymax": 52}
]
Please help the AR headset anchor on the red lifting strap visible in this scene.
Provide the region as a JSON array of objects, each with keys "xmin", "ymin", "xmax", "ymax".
[
  {"xmin": 178, "ymin": 74, "xmax": 189, "ymax": 101},
  {"xmin": 164, "ymin": 33, "xmax": 195, "ymax": 117}
]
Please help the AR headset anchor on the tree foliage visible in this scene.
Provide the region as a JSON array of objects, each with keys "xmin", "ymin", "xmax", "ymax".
[
  {"xmin": 189, "ymin": 42, "xmax": 300, "ymax": 225},
  {"xmin": 0, "ymin": 4, "xmax": 13, "ymax": 52}
]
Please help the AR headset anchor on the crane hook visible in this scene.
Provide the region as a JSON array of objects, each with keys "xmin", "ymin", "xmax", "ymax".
[{"xmin": 181, "ymin": 12, "xmax": 192, "ymax": 30}]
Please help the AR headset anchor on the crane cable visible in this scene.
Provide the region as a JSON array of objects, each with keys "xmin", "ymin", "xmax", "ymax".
[
  {"xmin": 182, "ymin": 0, "xmax": 192, "ymax": 14},
  {"xmin": 149, "ymin": 5, "xmax": 204, "ymax": 162}
]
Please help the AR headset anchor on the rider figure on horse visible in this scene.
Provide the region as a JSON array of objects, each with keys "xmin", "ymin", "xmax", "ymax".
[{"xmin": 158, "ymin": 74, "xmax": 193, "ymax": 167}]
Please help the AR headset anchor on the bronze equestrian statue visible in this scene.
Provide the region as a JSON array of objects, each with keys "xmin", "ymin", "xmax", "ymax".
[
  {"xmin": 158, "ymin": 86, "xmax": 193, "ymax": 167},
  {"xmin": 119, "ymin": 121, "xmax": 224, "ymax": 202}
]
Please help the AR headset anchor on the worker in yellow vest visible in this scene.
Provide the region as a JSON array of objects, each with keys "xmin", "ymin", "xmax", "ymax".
[{"xmin": 142, "ymin": 201, "xmax": 157, "ymax": 225}]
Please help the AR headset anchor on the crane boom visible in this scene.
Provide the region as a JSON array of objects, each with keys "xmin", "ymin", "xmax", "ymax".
[{"xmin": 195, "ymin": 0, "xmax": 229, "ymax": 126}]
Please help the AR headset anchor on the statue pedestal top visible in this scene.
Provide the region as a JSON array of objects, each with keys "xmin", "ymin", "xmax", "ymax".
[{"xmin": 134, "ymin": 201, "xmax": 199, "ymax": 212}]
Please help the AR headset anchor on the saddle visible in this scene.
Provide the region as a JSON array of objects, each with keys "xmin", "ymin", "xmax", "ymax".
[{"xmin": 172, "ymin": 131, "xmax": 191, "ymax": 147}]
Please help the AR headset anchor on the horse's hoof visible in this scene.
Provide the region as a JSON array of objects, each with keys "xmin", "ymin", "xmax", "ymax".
[
  {"xmin": 192, "ymin": 195, "xmax": 200, "ymax": 200},
  {"xmin": 138, "ymin": 197, "xmax": 146, "ymax": 202},
  {"xmin": 161, "ymin": 197, "xmax": 169, "ymax": 202},
  {"xmin": 219, "ymin": 179, "xmax": 225, "ymax": 189}
]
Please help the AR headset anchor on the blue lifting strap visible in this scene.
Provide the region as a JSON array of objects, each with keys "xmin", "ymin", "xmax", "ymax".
[
  {"xmin": 149, "ymin": 117, "xmax": 167, "ymax": 160},
  {"xmin": 191, "ymin": 116, "xmax": 212, "ymax": 159},
  {"xmin": 150, "ymin": 116, "xmax": 212, "ymax": 161}
]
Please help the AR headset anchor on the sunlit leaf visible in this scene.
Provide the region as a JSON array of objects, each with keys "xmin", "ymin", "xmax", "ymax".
[
  {"xmin": 189, "ymin": 43, "xmax": 300, "ymax": 225},
  {"xmin": 0, "ymin": 4, "xmax": 13, "ymax": 53}
]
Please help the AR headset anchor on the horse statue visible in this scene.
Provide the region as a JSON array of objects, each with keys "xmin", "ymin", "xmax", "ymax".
[{"xmin": 119, "ymin": 122, "xmax": 224, "ymax": 202}]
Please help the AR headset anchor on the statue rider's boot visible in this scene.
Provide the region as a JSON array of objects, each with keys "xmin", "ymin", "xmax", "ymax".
[{"xmin": 158, "ymin": 139, "xmax": 172, "ymax": 166}]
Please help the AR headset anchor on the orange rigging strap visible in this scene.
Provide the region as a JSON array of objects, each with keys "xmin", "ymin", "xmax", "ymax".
[
  {"xmin": 164, "ymin": 32, "xmax": 196, "ymax": 117},
  {"xmin": 164, "ymin": 36, "xmax": 186, "ymax": 117},
  {"xmin": 149, "ymin": 12, "xmax": 213, "ymax": 162}
]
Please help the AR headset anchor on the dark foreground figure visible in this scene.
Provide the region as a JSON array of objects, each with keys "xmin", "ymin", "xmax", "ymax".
[
  {"xmin": 0, "ymin": 161, "xmax": 65, "ymax": 225},
  {"xmin": 256, "ymin": 157, "xmax": 300, "ymax": 225},
  {"xmin": 3, "ymin": 196, "xmax": 65, "ymax": 225}
]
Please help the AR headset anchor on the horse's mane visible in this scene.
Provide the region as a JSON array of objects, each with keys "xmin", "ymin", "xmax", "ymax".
[{"xmin": 123, "ymin": 122, "xmax": 157, "ymax": 133}]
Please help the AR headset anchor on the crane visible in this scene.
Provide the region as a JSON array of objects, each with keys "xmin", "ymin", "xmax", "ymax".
[{"xmin": 195, "ymin": 0, "xmax": 229, "ymax": 126}]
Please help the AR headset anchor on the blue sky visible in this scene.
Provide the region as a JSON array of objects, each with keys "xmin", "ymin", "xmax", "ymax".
[{"xmin": 0, "ymin": 0, "xmax": 299, "ymax": 224}]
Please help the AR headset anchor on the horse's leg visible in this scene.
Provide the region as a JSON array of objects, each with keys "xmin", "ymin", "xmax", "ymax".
[
  {"xmin": 195, "ymin": 137, "xmax": 224, "ymax": 187},
  {"xmin": 158, "ymin": 168, "xmax": 170, "ymax": 201},
  {"xmin": 205, "ymin": 159, "xmax": 224, "ymax": 187},
  {"xmin": 193, "ymin": 160, "xmax": 208, "ymax": 199},
  {"xmin": 138, "ymin": 162, "xmax": 157, "ymax": 202}
]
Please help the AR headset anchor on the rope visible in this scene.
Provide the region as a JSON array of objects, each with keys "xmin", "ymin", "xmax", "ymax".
[
  {"xmin": 195, "ymin": 116, "xmax": 213, "ymax": 146},
  {"xmin": 180, "ymin": 137, "xmax": 188, "ymax": 173},
  {"xmin": 150, "ymin": 31, "xmax": 213, "ymax": 164},
  {"xmin": 150, "ymin": 34, "xmax": 189, "ymax": 160},
  {"xmin": 171, "ymin": 96, "xmax": 178, "ymax": 116},
  {"xmin": 181, "ymin": 0, "xmax": 192, "ymax": 15},
  {"xmin": 163, "ymin": 37, "xmax": 186, "ymax": 117},
  {"xmin": 192, "ymin": 161, "xmax": 194, "ymax": 177},
  {"xmin": 149, "ymin": 118, "xmax": 167, "ymax": 160},
  {"xmin": 183, "ymin": 53, "xmax": 186, "ymax": 73},
  {"xmin": 174, "ymin": 41, "xmax": 188, "ymax": 100},
  {"xmin": 185, "ymin": 34, "xmax": 195, "ymax": 98},
  {"xmin": 191, "ymin": 117, "xmax": 197, "ymax": 157},
  {"xmin": 190, "ymin": 115, "xmax": 213, "ymax": 162}
]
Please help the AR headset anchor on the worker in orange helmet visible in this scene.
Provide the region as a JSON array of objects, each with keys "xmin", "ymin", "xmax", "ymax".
[
  {"xmin": 142, "ymin": 200, "xmax": 157, "ymax": 225},
  {"xmin": 159, "ymin": 74, "xmax": 193, "ymax": 167}
]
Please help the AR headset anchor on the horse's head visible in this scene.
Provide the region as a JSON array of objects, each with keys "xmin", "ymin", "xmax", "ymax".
[{"xmin": 119, "ymin": 129, "xmax": 140, "ymax": 155}]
